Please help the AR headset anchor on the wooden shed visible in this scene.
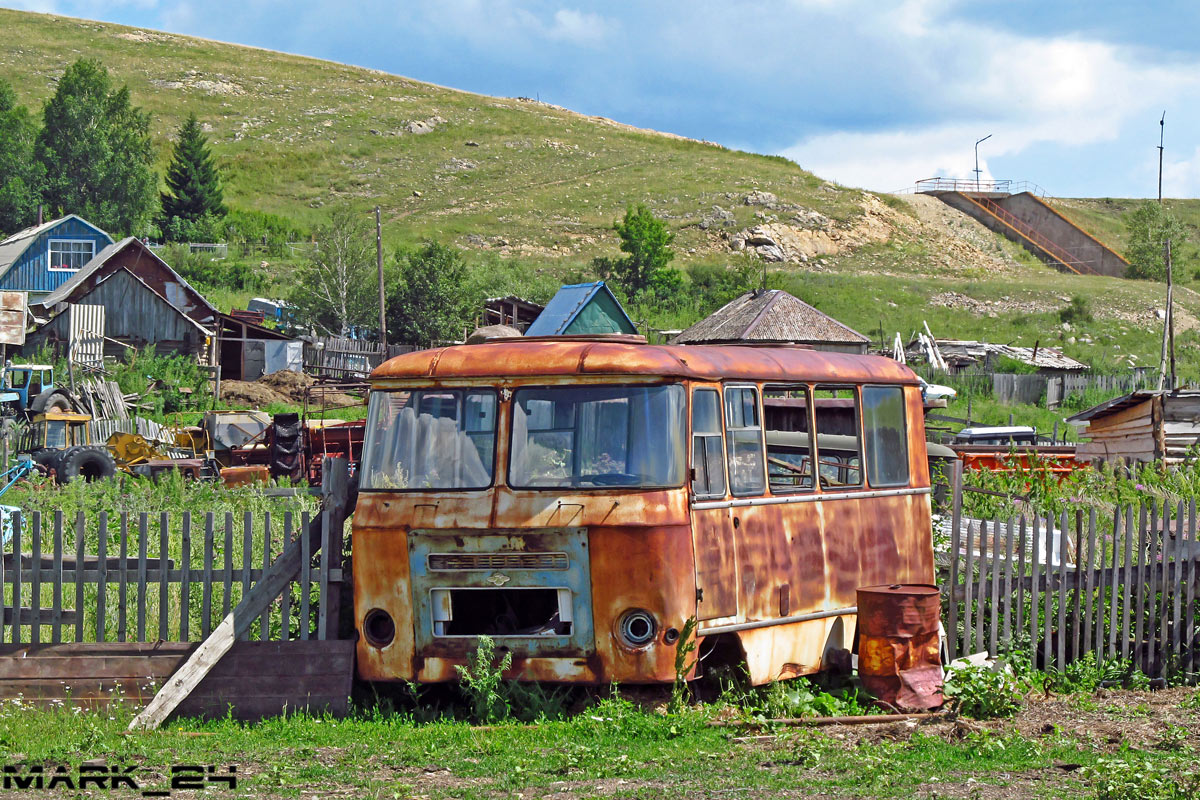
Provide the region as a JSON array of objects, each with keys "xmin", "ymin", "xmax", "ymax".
[
  {"xmin": 0, "ymin": 215, "xmax": 114, "ymax": 301},
  {"xmin": 1068, "ymin": 389, "xmax": 1200, "ymax": 464},
  {"xmin": 671, "ymin": 288, "xmax": 869, "ymax": 354}
]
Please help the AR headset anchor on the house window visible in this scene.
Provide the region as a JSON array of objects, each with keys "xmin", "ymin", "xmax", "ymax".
[{"xmin": 48, "ymin": 239, "xmax": 95, "ymax": 272}]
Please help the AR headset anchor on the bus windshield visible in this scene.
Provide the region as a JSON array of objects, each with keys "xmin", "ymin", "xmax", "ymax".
[
  {"xmin": 360, "ymin": 389, "xmax": 498, "ymax": 490},
  {"xmin": 510, "ymin": 384, "xmax": 686, "ymax": 489}
]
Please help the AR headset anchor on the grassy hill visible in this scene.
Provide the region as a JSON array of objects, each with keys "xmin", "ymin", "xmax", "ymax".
[{"xmin": 2, "ymin": 8, "xmax": 1198, "ymax": 381}]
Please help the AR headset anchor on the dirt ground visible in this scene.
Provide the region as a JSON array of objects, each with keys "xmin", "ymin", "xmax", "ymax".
[{"xmin": 219, "ymin": 370, "xmax": 362, "ymax": 410}]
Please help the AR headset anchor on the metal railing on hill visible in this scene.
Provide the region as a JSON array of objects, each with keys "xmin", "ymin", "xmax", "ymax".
[{"xmin": 894, "ymin": 177, "xmax": 1048, "ymax": 196}]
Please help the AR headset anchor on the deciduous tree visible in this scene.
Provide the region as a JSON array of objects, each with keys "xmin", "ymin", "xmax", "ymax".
[
  {"xmin": 387, "ymin": 241, "xmax": 475, "ymax": 346},
  {"xmin": 593, "ymin": 203, "xmax": 675, "ymax": 296},
  {"xmin": 288, "ymin": 205, "xmax": 376, "ymax": 336},
  {"xmin": 1125, "ymin": 201, "xmax": 1186, "ymax": 281},
  {"xmin": 0, "ymin": 80, "xmax": 43, "ymax": 235},
  {"xmin": 35, "ymin": 59, "xmax": 157, "ymax": 235}
]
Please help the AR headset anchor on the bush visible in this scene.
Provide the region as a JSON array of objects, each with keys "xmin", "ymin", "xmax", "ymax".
[
  {"xmin": 1060, "ymin": 294, "xmax": 1094, "ymax": 324},
  {"xmin": 942, "ymin": 663, "xmax": 1023, "ymax": 719},
  {"xmin": 109, "ymin": 346, "xmax": 208, "ymax": 415}
]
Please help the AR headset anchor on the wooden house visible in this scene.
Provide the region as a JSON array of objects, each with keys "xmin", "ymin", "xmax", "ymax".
[
  {"xmin": 25, "ymin": 237, "xmax": 218, "ymax": 362},
  {"xmin": 0, "ymin": 215, "xmax": 114, "ymax": 302},
  {"xmin": 671, "ymin": 288, "xmax": 869, "ymax": 354},
  {"xmin": 1068, "ymin": 389, "xmax": 1200, "ymax": 464}
]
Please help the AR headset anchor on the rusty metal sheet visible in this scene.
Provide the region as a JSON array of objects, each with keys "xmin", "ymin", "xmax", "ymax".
[
  {"xmin": 371, "ymin": 340, "xmax": 919, "ymax": 386},
  {"xmin": 67, "ymin": 303, "xmax": 103, "ymax": 368},
  {"xmin": 857, "ymin": 584, "xmax": 943, "ymax": 710},
  {"xmin": 0, "ymin": 291, "xmax": 26, "ymax": 346}
]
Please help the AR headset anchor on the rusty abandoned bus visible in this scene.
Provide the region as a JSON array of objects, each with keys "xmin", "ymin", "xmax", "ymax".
[{"xmin": 352, "ymin": 336, "xmax": 935, "ymax": 685}]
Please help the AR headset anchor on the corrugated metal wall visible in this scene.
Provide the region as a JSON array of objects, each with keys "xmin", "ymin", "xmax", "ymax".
[{"xmin": 0, "ymin": 218, "xmax": 113, "ymax": 296}]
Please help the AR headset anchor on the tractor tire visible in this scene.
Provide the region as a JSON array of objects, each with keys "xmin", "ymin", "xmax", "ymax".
[
  {"xmin": 53, "ymin": 446, "xmax": 116, "ymax": 484},
  {"xmin": 30, "ymin": 390, "xmax": 73, "ymax": 414}
]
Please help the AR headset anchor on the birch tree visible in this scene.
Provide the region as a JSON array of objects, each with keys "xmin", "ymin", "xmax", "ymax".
[{"xmin": 289, "ymin": 205, "xmax": 376, "ymax": 336}]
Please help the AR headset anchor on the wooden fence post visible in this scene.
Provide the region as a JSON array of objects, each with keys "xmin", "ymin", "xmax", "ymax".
[{"xmin": 946, "ymin": 460, "xmax": 963, "ymax": 662}]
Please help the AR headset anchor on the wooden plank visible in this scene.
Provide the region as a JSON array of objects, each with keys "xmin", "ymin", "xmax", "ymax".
[
  {"xmin": 281, "ymin": 513, "xmax": 292, "ymax": 641},
  {"xmin": 22, "ymin": 513, "xmax": 32, "ymax": 646},
  {"xmin": 52, "ymin": 511, "xmax": 63, "ymax": 644},
  {"xmin": 1105, "ymin": 508, "xmax": 1119, "ymax": 660},
  {"xmin": 318, "ymin": 507, "xmax": 330, "ymax": 641},
  {"xmin": 1070, "ymin": 509, "xmax": 1082, "ymax": 661},
  {"xmin": 95, "ymin": 513, "xmax": 107, "ymax": 641},
  {"xmin": 241, "ymin": 512, "xmax": 253, "ymax": 642},
  {"xmin": 118, "ymin": 513, "xmax": 128, "ymax": 643},
  {"xmin": 963, "ymin": 506, "xmax": 975, "ymax": 656},
  {"xmin": 74, "ymin": 511, "xmax": 85, "ymax": 642},
  {"xmin": 202, "ymin": 513, "xmax": 213, "ymax": 638},
  {"xmin": 1187, "ymin": 500, "xmax": 1197, "ymax": 675},
  {"xmin": 321, "ymin": 462, "xmax": 349, "ymax": 642},
  {"xmin": 300, "ymin": 511, "xmax": 311, "ymax": 641},
  {"xmin": 137, "ymin": 513, "xmax": 148, "ymax": 643},
  {"xmin": 946, "ymin": 462, "xmax": 963, "ymax": 662},
  {"xmin": 1121, "ymin": 506, "xmax": 1134, "ymax": 661},
  {"xmin": 1042, "ymin": 514, "xmax": 1052, "ymax": 669},
  {"xmin": 129, "ymin": 462, "xmax": 351, "ymax": 731},
  {"xmin": 1148, "ymin": 501, "xmax": 1162, "ymax": 672},
  {"xmin": 1134, "ymin": 503, "xmax": 1148, "ymax": 664},
  {"xmin": 8, "ymin": 513, "xmax": 21, "ymax": 642},
  {"xmin": 1056, "ymin": 511, "xmax": 1067, "ymax": 669},
  {"xmin": 223, "ymin": 512, "xmax": 233, "ymax": 618},
  {"xmin": 260, "ymin": 513, "xmax": 271, "ymax": 641},
  {"xmin": 180, "ymin": 513, "xmax": 190, "ymax": 642},
  {"xmin": 159, "ymin": 513, "xmax": 169, "ymax": 640},
  {"xmin": 1085, "ymin": 508, "xmax": 1097, "ymax": 662},
  {"xmin": 1002, "ymin": 517, "xmax": 1014, "ymax": 649},
  {"xmin": 1016, "ymin": 516, "xmax": 1026, "ymax": 641},
  {"xmin": 1171, "ymin": 501, "xmax": 1183, "ymax": 664},
  {"xmin": 989, "ymin": 517, "xmax": 1000, "ymax": 656},
  {"xmin": 1029, "ymin": 514, "xmax": 1041, "ymax": 664}
]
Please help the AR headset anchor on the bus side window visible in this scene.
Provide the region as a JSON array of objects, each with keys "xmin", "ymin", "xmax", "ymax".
[
  {"xmin": 862, "ymin": 385, "xmax": 910, "ymax": 487},
  {"xmin": 724, "ymin": 386, "xmax": 765, "ymax": 496},
  {"xmin": 691, "ymin": 389, "xmax": 726, "ymax": 497},
  {"xmin": 812, "ymin": 385, "xmax": 862, "ymax": 488},
  {"xmin": 763, "ymin": 386, "xmax": 814, "ymax": 492}
]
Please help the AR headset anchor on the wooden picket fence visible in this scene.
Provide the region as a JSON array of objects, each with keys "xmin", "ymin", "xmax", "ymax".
[
  {"xmin": 303, "ymin": 336, "xmax": 414, "ymax": 379},
  {"xmin": 0, "ymin": 507, "xmax": 345, "ymax": 645},
  {"xmin": 943, "ymin": 466, "xmax": 1200, "ymax": 680}
]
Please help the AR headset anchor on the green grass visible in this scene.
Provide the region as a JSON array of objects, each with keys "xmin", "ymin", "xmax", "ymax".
[{"xmin": 1, "ymin": 691, "xmax": 1193, "ymax": 799}]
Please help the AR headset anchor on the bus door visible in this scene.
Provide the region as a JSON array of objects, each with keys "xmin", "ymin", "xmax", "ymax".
[{"xmin": 689, "ymin": 386, "xmax": 737, "ymax": 621}]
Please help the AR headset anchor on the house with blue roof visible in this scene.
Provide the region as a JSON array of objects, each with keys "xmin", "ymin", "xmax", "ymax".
[
  {"xmin": 0, "ymin": 215, "xmax": 114, "ymax": 302},
  {"xmin": 524, "ymin": 281, "xmax": 638, "ymax": 337}
]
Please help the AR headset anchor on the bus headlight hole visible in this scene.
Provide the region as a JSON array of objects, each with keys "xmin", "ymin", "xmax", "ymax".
[
  {"xmin": 364, "ymin": 608, "xmax": 395, "ymax": 648},
  {"xmin": 618, "ymin": 610, "xmax": 657, "ymax": 648}
]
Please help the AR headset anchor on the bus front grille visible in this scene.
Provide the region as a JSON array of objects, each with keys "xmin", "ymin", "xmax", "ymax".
[{"xmin": 427, "ymin": 552, "xmax": 570, "ymax": 571}]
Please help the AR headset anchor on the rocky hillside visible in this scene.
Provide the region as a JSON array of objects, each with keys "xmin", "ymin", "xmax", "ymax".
[{"xmin": 1, "ymin": 8, "xmax": 1196, "ymax": 377}]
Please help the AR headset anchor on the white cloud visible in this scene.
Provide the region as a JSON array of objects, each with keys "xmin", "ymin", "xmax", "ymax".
[
  {"xmin": 781, "ymin": 13, "xmax": 1200, "ymax": 192},
  {"xmin": 546, "ymin": 9, "xmax": 613, "ymax": 47}
]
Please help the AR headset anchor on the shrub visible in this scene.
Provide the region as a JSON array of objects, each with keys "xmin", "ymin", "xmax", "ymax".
[
  {"xmin": 942, "ymin": 663, "xmax": 1023, "ymax": 719},
  {"xmin": 455, "ymin": 635, "xmax": 511, "ymax": 724},
  {"xmin": 1060, "ymin": 294, "xmax": 1094, "ymax": 324}
]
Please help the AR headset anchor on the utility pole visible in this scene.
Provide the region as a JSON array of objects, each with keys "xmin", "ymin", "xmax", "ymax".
[
  {"xmin": 375, "ymin": 206, "xmax": 387, "ymax": 352},
  {"xmin": 974, "ymin": 134, "xmax": 992, "ymax": 192},
  {"xmin": 1156, "ymin": 113, "xmax": 1175, "ymax": 390}
]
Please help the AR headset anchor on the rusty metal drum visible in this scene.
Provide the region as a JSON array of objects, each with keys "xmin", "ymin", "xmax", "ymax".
[{"xmin": 856, "ymin": 584, "xmax": 943, "ymax": 710}]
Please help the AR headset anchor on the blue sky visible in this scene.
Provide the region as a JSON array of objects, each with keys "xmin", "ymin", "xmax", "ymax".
[{"xmin": 6, "ymin": 0, "xmax": 1200, "ymax": 198}]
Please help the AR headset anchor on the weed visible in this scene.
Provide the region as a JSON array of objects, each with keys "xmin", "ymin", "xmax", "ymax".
[
  {"xmin": 668, "ymin": 616, "xmax": 698, "ymax": 714},
  {"xmin": 454, "ymin": 635, "xmax": 511, "ymax": 724},
  {"xmin": 942, "ymin": 663, "xmax": 1023, "ymax": 719},
  {"xmin": 1084, "ymin": 752, "xmax": 1200, "ymax": 800}
]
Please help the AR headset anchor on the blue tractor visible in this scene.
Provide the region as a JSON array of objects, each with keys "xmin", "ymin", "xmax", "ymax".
[{"xmin": 0, "ymin": 362, "xmax": 75, "ymax": 428}]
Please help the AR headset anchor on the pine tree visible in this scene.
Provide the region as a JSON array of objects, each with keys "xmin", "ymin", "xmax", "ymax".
[
  {"xmin": 161, "ymin": 112, "xmax": 226, "ymax": 229},
  {"xmin": 35, "ymin": 59, "xmax": 157, "ymax": 235}
]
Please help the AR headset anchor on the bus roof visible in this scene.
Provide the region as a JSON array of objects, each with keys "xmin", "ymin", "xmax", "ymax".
[{"xmin": 372, "ymin": 339, "xmax": 918, "ymax": 385}]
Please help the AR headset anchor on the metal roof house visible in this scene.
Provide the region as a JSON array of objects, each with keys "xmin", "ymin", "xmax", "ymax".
[
  {"xmin": 524, "ymin": 281, "xmax": 637, "ymax": 337},
  {"xmin": 671, "ymin": 289, "xmax": 870, "ymax": 354},
  {"xmin": 0, "ymin": 215, "xmax": 114, "ymax": 301}
]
